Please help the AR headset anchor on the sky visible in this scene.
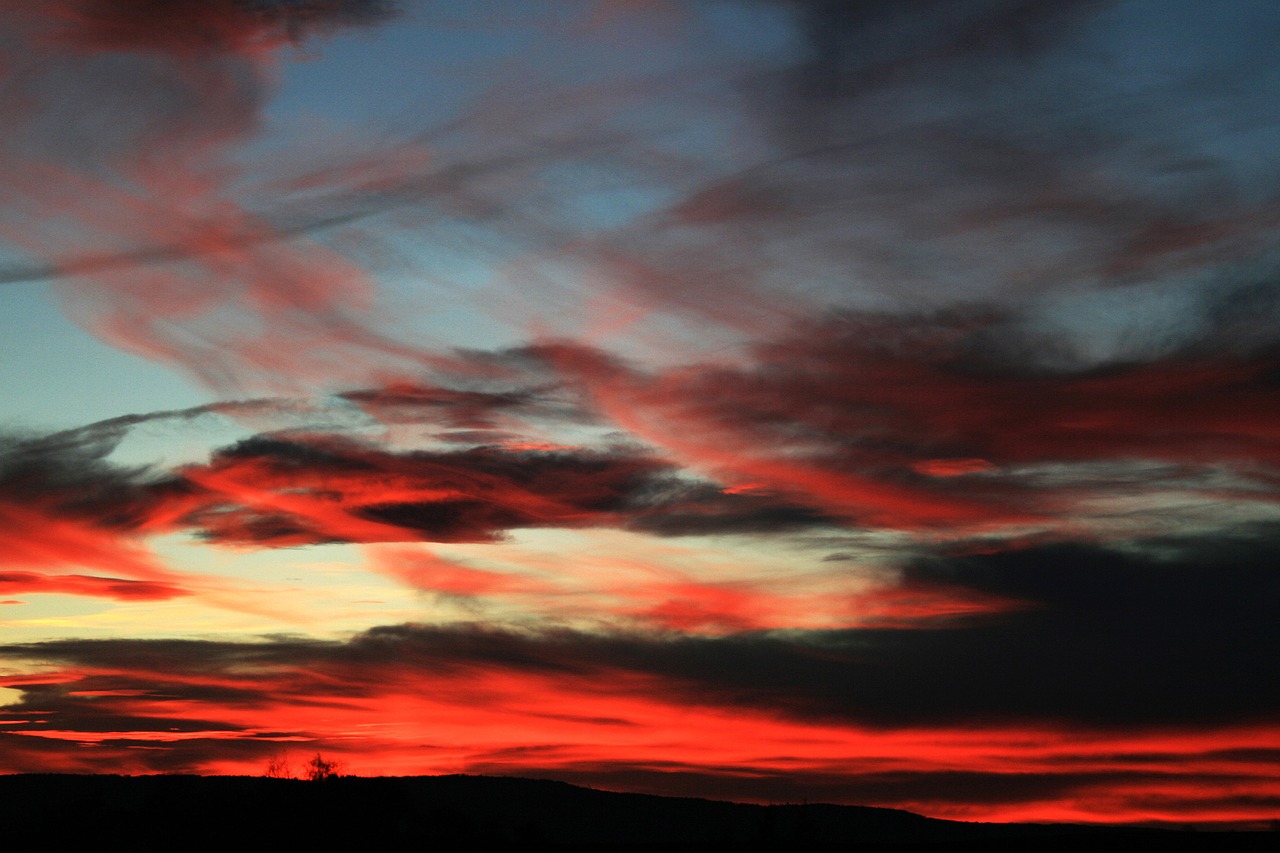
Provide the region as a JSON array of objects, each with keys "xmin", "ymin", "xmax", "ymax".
[{"xmin": 0, "ymin": 0, "xmax": 1278, "ymax": 828}]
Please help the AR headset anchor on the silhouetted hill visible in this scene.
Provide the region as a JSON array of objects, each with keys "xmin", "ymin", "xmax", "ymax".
[{"xmin": 0, "ymin": 773, "xmax": 1273, "ymax": 848}]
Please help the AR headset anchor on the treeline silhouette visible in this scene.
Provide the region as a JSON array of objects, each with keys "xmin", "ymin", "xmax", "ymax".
[{"xmin": 0, "ymin": 773, "xmax": 1274, "ymax": 848}]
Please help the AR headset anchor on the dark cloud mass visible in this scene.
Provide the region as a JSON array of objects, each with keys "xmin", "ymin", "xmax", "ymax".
[
  {"xmin": 526, "ymin": 306, "xmax": 1280, "ymax": 533},
  {"xmin": 0, "ymin": 400, "xmax": 844, "ymax": 566},
  {"xmin": 607, "ymin": 0, "xmax": 1280, "ymax": 325},
  {"xmin": 4, "ymin": 525, "xmax": 1277, "ymax": 728},
  {"xmin": 183, "ymin": 433, "xmax": 845, "ymax": 544},
  {"xmin": 0, "ymin": 525, "xmax": 1275, "ymax": 809}
]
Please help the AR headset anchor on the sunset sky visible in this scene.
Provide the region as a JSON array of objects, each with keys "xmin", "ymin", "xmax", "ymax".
[{"xmin": 1, "ymin": 0, "xmax": 1278, "ymax": 828}]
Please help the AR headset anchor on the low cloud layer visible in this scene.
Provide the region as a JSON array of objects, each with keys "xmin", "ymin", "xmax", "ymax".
[{"xmin": 3, "ymin": 525, "xmax": 1277, "ymax": 819}]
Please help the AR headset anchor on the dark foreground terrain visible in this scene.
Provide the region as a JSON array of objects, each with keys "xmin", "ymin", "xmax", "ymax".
[{"xmin": 0, "ymin": 773, "xmax": 1274, "ymax": 848}]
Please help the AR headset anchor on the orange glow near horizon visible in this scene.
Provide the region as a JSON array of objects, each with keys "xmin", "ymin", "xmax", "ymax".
[{"xmin": 3, "ymin": 657, "xmax": 1278, "ymax": 827}]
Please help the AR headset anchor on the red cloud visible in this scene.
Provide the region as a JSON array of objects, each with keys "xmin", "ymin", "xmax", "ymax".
[
  {"xmin": 0, "ymin": 3, "xmax": 430, "ymax": 394},
  {"xmin": 2, "ymin": 629, "xmax": 1277, "ymax": 826},
  {"xmin": 628, "ymin": 580, "xmax": 774, "ymax": 634},
  {"xmin": 178, "ymin": 437, "xmax": 668, "ymax": 545},
  {"xmin": 534, "ymin": 313, "xmax": 1280, "ymax": 534},
  {"xmin": 42, "ymin": 0, "xmax": 396, "ymax": 57},
  {"xmin": 840, "ymin": 578, "xmax": 1023, "ymax": 629},
  {"xmin": 0, "ymin": 572, "xmax": 186, "ymax": 601},
  {"xmin": 370, "ymin": 547, "xmax": 549, "ymax": 597},
  {"xmin": 0, "ymin": 503, "xmax": 178, "ymax": 582}
]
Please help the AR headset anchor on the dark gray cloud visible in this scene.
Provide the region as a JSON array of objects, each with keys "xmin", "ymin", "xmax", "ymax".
[
  {"xmin": 581, "ymin": 0, "xmax": 1279, "ymax": 324},
  {"xmin": 187, "ymin": 433, "xmax": 842, "ymax": 543},
  {"xmin": 56, "ymin": 0, "xmax": 399, "ymax": 54},
  {"xmin": 0, "ymin": 425, "xmax": 189, "ymax": 534},
  {"xmin": 507, "ymin": 306, "xmax": 1280, "ymax": 533},
  {"xmin": 12, "ymin": 282, "xmax": 1280, "ymax": 559},
  {"xmin": 625, "ymin": 481, "xmax": 839, "ymax": 536},
  {"xmin": 5, "ymin": 524, "xmax": 1277, "ymax": 729},
  {"xmin": 0, "ymin": 2, "xmax": 435, "ymax": 392},
  {"xmin": 766, "ymin": 0, "xmax": 1109, "ymax": 93},
  {"xmin": 0, "ymin": 392, "xmax": 847, "ymax": 562}
]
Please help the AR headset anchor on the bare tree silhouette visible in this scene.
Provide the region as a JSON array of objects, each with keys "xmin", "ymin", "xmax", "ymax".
[
  {"xmin": 304, "ymin": 753, "xmax": 341, "ymax": 781},
  {"xmin": 264, "ymin": 751, "xmax": 295, "ymax": 779}
]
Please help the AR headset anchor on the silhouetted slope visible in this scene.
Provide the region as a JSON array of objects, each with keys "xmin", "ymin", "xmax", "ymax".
[{"xmin": 0, "ymin": 774, "xmax": 1273, "ymax": 847}]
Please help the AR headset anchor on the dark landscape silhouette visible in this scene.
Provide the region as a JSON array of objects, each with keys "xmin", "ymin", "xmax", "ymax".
[{"xmin": 2, "ymin": 773, "xmax": 1275, "ymax": 848}]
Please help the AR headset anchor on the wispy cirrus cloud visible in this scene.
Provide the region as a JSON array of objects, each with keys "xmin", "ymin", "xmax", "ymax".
[
  {"xmin": 0, "ymin": 1, "xmax": 437, "ymax": 392},
  {"xmin": 6, "ymin": 0, "xmax": 1280, "ymax": 395},
  {"xmin": 529, "ymin": 305, "xmax": 1280, "ymax": 536},
  {"xmin": 0, "ymin": 572, "xmax": 186, "ymax": 602},
  {"xmin": 9, "ymin": 285, "xmax": 1280, "ymax": 590}
]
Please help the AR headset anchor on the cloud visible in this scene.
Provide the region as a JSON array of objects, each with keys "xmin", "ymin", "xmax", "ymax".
[
  {"xmin": 0, "ymin": 396, "xmax": 851, "ymax": 594},
  {"xmin": 364, "ymin": 536, "xmax": 1012, "ymax": 635},
  {"xmin": 181, "ymin": 435, "xmax": 661, "ymax": 544},
  {"xmin": 4, "ymin": 0, "xmax": 1280, "ymax": 401},
  {"xmin": 49, "ymin": 0, "xmax": 398, "ymax": 56},
  {"xmin": 0, "ymin": 572, "xmax": 186, "ymax": 601},
  {"xmin": 1, "ymin": 520, "xmax": 1276, "ymax": 822},
  {"xmin": 2, "ymin": 4, "xmax": 1278, "ymax": 822},
  {"xmin": 537, "ymin": 306, "xmax": 1280, "ymax": 535},
  {"xmin": 0, "ymin": 2, "xmax": 436, "ymax": 393},
  {"xmin": 0, "ymin": 429, "xmax": 192, "ymax": 581},
  {"xmin": 0, "ymin": 407, "xmax": 307, "ymax": 601},
  {"xmin": 177, "ymin": 432, "xmax": 849, "ymax": 545},
  {"xmin": 4, "ymin": 523, "xmax": 1275, "ymax": 729},
  {"xmin": 504, "ymin": 0, "xmax": 1280, "ymax": 363},
  {"xmin": 338, "ymin": 529, "xmax": 1280, "ymax": 730},
  {"xmin": 495, "ymin": 760, "xmax": 1280, "ymax": 825},
  {"xmin": 8, "ymin": 264, "xmax": 1280, "ymax": 574},
  {"xmin": 10, "ymin": 288, "xmax": 1280, "ymax": 567},
  {"xmin": 342, "ymin": 384, "xmax": 577, "ymax": 432},
  {"xmin": 369, "ymin": 546, "xmax": 551, "ymax": 597}
]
